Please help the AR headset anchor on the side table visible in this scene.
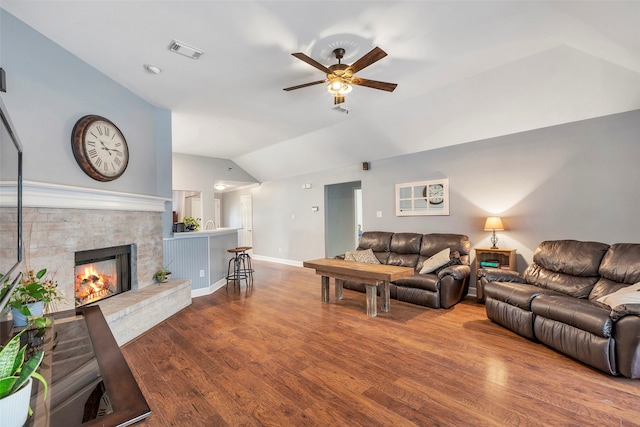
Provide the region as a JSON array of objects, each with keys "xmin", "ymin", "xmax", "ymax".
[{"xmin": 474, "ymin": 247, "xmax": 517, "ymax": 302}]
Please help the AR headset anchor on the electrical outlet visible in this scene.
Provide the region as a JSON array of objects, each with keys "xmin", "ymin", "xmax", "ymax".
[
  {"xmin": 199, "ymin": 269, "xmax": 205, "ymax": 277},
  {"xmin": 376, "ymin": 211, "xmax": 383, "ymax": 218}
]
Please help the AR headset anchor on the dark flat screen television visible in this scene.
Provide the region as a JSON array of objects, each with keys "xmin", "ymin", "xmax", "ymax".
[{"xmin": 0, "ymin": 68, "xmax": 24, "ymax": 311}]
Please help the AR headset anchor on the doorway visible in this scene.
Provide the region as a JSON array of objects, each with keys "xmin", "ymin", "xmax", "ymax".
[
  {"xmin": 324, "ymin": 181, "xmax": 362, "ymax": 258},
  {"xmin": 240, "ymin": 195, "xmax": 253, "ymax": 250}
]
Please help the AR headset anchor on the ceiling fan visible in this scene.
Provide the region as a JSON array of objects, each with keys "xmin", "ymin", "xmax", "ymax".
[{"xmin": 283, "ymin": 46, "xmax": 397, "ymax": 104}]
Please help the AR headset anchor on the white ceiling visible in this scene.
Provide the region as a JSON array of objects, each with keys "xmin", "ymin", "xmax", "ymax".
[{"xmin": 3, "ymin": 1, "xmax": 640, "ymax": 182}]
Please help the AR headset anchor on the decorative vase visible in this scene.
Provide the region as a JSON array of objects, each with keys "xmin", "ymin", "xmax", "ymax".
[
  {"xmin": 0, "ymin": 377, "xmax": 33, "ymax": 427},
  {"xmin": 10, "ymin": 301, "xmax": 44, "ymax": 327}
]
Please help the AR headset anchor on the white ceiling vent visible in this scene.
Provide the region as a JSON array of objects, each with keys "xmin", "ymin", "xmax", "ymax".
[{"xmin": 168, "ymin": 39, "xmax": 204, "ymax": 60}]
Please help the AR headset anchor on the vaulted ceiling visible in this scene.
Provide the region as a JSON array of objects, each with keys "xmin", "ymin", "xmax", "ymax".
[{"xmin": 3, "ymin": 1, "xmax": 640, "ymax": 182}]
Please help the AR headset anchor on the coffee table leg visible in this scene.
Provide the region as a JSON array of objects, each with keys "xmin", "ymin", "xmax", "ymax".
[
  {"xmin": 365, "ymin": 284, "xmax": 377, "ymax": 317},
  {"xmin": 381, "ymin": 281, "xmax": 390, "ymax": 312},
  {"xmin": 321, "ymin": 276, "xmax": 330, "ymax": 304},
  {"xmin": 335, "ymin": 278, "xmax": 343, "ymax": 300}
]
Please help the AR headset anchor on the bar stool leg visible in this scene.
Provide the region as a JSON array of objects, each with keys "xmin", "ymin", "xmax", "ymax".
[
  {"xmin": 226, "ymin": 249, "xmax": 247, "ymax": 289},
  {"xmin": 240, "ymin": 253, "xmax": 253, "ymax": 286}
]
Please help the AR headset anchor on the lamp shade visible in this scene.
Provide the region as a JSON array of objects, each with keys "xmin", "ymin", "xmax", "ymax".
[{"xmin": 484, "ymin": 216, "xmax": 504, "ymax": 231}]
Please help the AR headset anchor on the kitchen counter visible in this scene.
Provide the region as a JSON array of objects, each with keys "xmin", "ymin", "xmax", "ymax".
[{"xmin": 163, "ymin": 228, "xmax": 242, "ymax": 295}]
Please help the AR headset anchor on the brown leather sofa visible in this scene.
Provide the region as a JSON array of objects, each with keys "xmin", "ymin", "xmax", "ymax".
[
  {"xmin": 479, "ymin": 240, "xmax": 640, "ymax": 378},
  {"xmin": 338, "ymin": 231, "xmax": 471, "ymax": 309}
]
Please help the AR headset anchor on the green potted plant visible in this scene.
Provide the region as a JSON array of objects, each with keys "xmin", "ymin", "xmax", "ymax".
[
  {"xmin": 6, "ymin": 269, "xmax": 60, "ymax": 327},
  {"xmin": 183, "ymin": 216, "xmax": 201, "ymax": 232},
  {"xmin": 0, "ymin": 327, "xmax": 48, "ymax": 426},
  {"xmin": 153, "ymin": 267, "xmax": 172, "ymax": 283}
]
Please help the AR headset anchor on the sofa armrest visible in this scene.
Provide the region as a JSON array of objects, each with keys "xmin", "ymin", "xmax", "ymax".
[
  {"xmin": 478, "ymin": 267, "xmax": 526, "ymax": 283},
  {"xmin": 610, "ymin": 303, "xmax": 640, "ymax": 322},
  {"xmin": 438, "ymin": 264, "xmax": 471, "ymax": 281}
]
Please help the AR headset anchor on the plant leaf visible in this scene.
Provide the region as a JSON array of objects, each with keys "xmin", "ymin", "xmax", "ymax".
[
  {"xmin": 35, "ymin": 269, "xmax": 47, "ymax": 279},
  {"xmin": 11, "ymin": 350, "xmax": 43, "ymax": 394},
  {"xmin": 0, "ymin": 331, "xmax": 22, "ymax": 377},
  {"xmin": 31, "ymin": 370, "xmax": 48, "ymax": 399},
  {"xmin": 0, "ymin": 376, "xmax": 18, "ymax": 399}
]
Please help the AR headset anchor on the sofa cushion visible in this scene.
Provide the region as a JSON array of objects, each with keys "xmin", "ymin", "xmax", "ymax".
[
  {"xmin": 484, "ymin": 281, "xmax": 559, "ymax": 311},
  {"xmin": 531, "ymin": 295, "xmax": 613, "ymax": 338},
  {"xmin": 530, "ymin": 240, "xmax": 610, "ymax": 277},
  {"xmin": 344, "ymin": 248, "xmax": 380, "ymax": 264},
  {"xmin": 387, "ymin": 253, "xmax": 420, "ymax": 268},
  {"xmin": 522, "ymin": 240, "xmax": 608, "ymax": 298},
  {"xmin": 390, "ymin": 233, "xmax": 422, "ymax": 254},
  {"xmin": 596, "ymin": 282, "xmax": 640, "ymax": 309},
  {"xmin": 589, "ymin": 244, "xmax": 640, "ymax": 300},
  {"xmin": 358, "ymin": 231, "xmax": 393, "ymax": 253},
  {"xmin": 523, "ymin": 264, "xmax": 600, "ymax": 299},
  {"xmin": 394, "ymin": 273, "xmax": 439, "ymax": 292},
  {"xmin": 419, "ymin": 248, "xmax": 450, "ymax": 274}
]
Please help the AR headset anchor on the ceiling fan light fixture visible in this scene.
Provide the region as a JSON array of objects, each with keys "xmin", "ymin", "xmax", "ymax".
[{"xmin": 326, "ymin": 79, "xmax": 352, "ymax": 96}]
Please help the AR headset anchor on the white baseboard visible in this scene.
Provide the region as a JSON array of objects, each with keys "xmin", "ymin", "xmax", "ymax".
[
  {"xmin": 191, "ymin": 278, "xmax": 227, "ymax": 298},
  {"xmin": 251, "ymin": 254, "xmax": 303, "ymax": 267}
]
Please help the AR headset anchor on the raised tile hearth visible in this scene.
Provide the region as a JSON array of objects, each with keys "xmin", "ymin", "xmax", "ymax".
[{"xmin": 96, "ymin": 279, "xmax": 192, "ymax": 345}]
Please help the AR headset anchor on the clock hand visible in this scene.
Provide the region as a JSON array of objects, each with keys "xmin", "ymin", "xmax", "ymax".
[{"xmin": 100, "ymin": 140, "xmax": 114, "ymax": 156}]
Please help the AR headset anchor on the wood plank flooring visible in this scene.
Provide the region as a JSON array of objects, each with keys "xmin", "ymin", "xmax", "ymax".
[{"xmin": 121, "ymin": 260, "xmax": 640, "ymax": 426}]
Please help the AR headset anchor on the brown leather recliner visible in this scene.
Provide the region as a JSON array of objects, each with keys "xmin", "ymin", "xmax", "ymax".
[
  {"xmin": 480, "ymin": 240, "xmax": 640, "ymax": 378},
  {"xmin": 339, "ymin": 231, "xmax": 471, "ymax": 309}
]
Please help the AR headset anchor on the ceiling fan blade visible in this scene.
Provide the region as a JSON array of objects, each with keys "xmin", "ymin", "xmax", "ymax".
[
  {"xmin": 347, "ymin": 47, "xmax": 388, "ymax": 74},
  {"xmin": 283, "ymin": 80, "xmax": 327, "ymax": 91},
  {"xmin": 351, "ymin": 77, "xmax": 397, "ymax": 92},
  {"xmin": 291, "ymin": 52, "xmax": 332, "ymax": 74}
]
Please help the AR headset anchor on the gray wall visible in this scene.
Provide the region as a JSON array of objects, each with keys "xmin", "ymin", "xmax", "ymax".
[
  {"xmin": 0, "ymin": 10, "xmax": 171, "ymax": 199},
  {"xmin": 251, "ymin": 110, "xmax": 640, "ymax": 281}
]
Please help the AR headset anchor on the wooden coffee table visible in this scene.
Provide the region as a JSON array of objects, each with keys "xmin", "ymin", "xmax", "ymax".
[{"xmin": 303, "ymin": 258, "xmax": 415, "ymax": 317}]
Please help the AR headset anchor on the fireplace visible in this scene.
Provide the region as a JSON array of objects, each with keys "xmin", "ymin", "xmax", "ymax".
[{"xmin": 75, "ymin": 245, "xmax": 132, "ymax": 307}]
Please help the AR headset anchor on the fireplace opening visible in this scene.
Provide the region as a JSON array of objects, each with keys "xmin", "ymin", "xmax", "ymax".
[{"xmin": 75, "ymin": 245, "xmax": 132, "ymax": 307}]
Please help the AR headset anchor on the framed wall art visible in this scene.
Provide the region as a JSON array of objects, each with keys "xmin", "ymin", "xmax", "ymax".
[{"xmin": 395, "ymin": 178, "xmax": 449, "ymax": 216}]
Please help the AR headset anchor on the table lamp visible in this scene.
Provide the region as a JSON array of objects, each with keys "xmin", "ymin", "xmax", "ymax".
[{"xmin": 484, "ymin": 216, "xmax": 504, "ymax": 249}]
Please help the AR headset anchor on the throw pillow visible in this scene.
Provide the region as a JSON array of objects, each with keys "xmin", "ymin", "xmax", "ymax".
[
  {"xmin": 596, "ymin": 282, "xmax": 640, "ymax": 308},
  {"xmin": 419, "ymin": 248, "xmax": 451, "ymax": 274},
  {"xmin": 344, "ymin": 251, "xmax": 357, "ymax": 261},
  {"xmin": 433, "ymin": 250, "xmax": 464, "ymax": 274},
  {"xmin": 345, "ymin": 248, "xmax": 380, "ymax": 264}
]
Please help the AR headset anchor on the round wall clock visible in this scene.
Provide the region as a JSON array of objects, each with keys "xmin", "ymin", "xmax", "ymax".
[
  {"xmin": 423, "ymin": 184, "xmax": 444, "ymax": 204},
  {"xmin": 71, "ymin": 115, "xmax": 129, "ymax": 182}
]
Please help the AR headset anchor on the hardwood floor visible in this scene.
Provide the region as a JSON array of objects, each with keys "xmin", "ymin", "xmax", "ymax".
[{"xmin": 121, "ymin": 260, "xmax": 640, "ymax": 426}]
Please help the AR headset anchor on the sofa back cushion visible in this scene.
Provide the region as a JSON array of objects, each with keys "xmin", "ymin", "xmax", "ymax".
[
  {"xmin": 417, "ymin": 233, "xmax": 471, "ymax": 271},
  {"xmin": 589, "ymin": 243, "xmax": 640, "ymax": 301},
  {"xmin": 523, "ymin": 240, "xmax": 609, "ymax": 298},
  {"xmin": 387, "ymin": 233, "xmax": 422, "ymax": 268},
  {"xmin": 358, "ymin": 231, "xmax": 393, "ymax": 264}
]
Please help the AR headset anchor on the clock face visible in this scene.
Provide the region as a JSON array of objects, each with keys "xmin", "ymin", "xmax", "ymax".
[
  {"xmin": 427, "ymin": 184, "xmax": 444, "ymax": 204},
  {"xmin": 72, "ymin": 116, "xmax": 129, "ymax": 182}
]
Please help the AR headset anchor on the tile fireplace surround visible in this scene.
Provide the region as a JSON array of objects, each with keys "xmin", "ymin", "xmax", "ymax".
[
  {"xmin": 1, "ymin": 181, "xmax": 191, "ymax": 344},
  {"xmin": 22, "ymin": 206, "xmax": 161, "ymax": 312}
]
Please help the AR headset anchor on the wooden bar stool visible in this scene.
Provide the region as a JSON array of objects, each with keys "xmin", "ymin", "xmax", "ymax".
[
  {"xmin": 236, "ymin": 246, "xmax": 253, "ymax": 286},
  {"xmin": 226, "ymin": 248, "xmax": 248, "ymax": 288}
]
